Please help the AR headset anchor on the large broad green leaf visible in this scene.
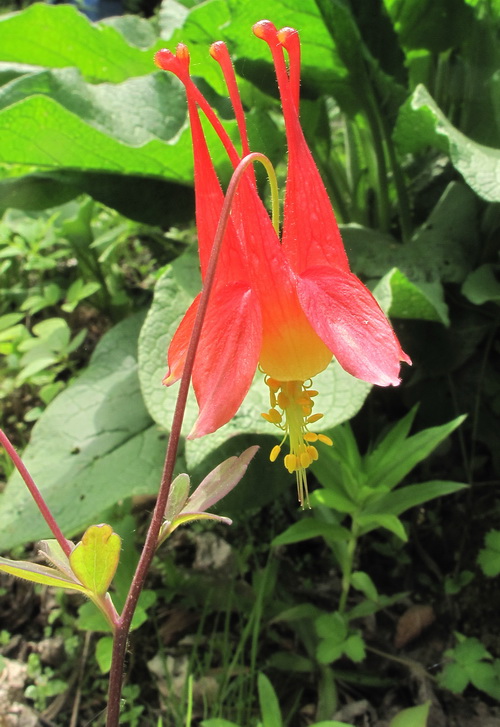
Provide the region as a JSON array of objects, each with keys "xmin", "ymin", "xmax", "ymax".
[
  {"xmin": 395, "ymin": 84, "xmax": 500, "ymax": 202},
  {"xmin": 137, "ymin": 246, "xmax": 373, "ymax": 474},
  {"xmin": 223, "ymin": 0, "xmax": 403, "ymax": 119},
  {"xmin": 343, "ymin": 182, "xmax": 478, "ymax": 285},
  {"xmin": 376, "ymin": 268, "xmax": 450, "ymax": 325},
  {"xmin": 223, "ymin": 0, "xmax": 343, "ymax": 95},
  {"xmin": 0, "ymin": 4, "xmax": 158, "ymax": 82},
  {"xmin": 0, "ymin": 94, "xmax": 195, "ymax": 180},
  {"xmin": 0, "ymin": 314, "xmax": 167, "ymax": 551},
  {"xmin": 0, "ymin": 68, "xmax": 188, "ymax": 146}
]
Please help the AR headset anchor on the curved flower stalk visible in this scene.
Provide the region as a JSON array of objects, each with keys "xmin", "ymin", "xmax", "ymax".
[{"xmin": 154, "ymin": 21, "xmax": 410, "ymax": 505}]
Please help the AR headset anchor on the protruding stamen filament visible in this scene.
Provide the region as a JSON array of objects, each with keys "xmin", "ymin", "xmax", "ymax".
[{"xmin": 260, "ymin": 377, "xmax": 333, "ymax": 507}]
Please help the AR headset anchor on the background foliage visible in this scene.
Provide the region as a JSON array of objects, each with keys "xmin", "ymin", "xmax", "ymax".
[{"xmin": 0, "ymin": 0, "xmax": 499, "ymax": 724}]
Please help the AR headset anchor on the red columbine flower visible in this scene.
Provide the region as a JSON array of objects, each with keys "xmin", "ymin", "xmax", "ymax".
[{"xmin": 154, "ymin": 21, "xmax": 411, "ymax": 505}]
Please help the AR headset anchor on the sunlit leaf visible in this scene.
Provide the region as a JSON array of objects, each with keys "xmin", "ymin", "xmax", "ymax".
[{"xmin": 69, "ymin": 524, "xmax": 121, "ymax": 596}]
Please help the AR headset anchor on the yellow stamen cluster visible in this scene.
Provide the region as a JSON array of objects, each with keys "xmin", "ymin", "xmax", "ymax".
[{"xmin": 261, "ymin": 377, "xmax": 333, "ymax": 507}]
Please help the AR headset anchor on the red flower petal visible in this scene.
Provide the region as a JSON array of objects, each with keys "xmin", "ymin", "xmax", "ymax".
[
  {"xmin": 190, "ymin": 282, "xmax": 262, "ymax": 437},
  {"xmin": 253, "ymin": 21, "xmax": 349, "ymax": 275},
  {"xmin": 297, "ymin": 266, "xmax": 411, "ymax": 386},
  {"xmin": 164, "ymin": 294, "xmax": 200, "ymax": 386}
]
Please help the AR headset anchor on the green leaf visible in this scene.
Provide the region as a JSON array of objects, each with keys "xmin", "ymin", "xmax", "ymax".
[
  {"xmin": 185, "ymin": 447, "xmax": 258, "ymax": 513},
  {"xmin": 365, "ymin": 480, "xmax": 468, "ymax": 518},
  {"xmin": 201, "ymin": 721, "xmax": 241, "ymax": 727},
  {"xmin": 438, "ymin": 662, "xmax": 469, "ymax": 693},
  {"xmin": 364, "ymin": 407, "xmax": 418, "ymax": 477},
  {"xmin": 0, "ymin": 4, "xmax": 158, "ymax": 82},
  {"xmin": 69, "ymin": 524, "xmax": 121, "ymax": 596},
  {"xmin": 343, "ymin": 633, "xmax": 366, "ymax": 663},
  {"xmin": 0, "ymin": 95, "xmax": 195, "ymax": 181},
  {"xmin": 164, "ymin": 473, "xmax": 191, "ymax": 524},
  {"xmin": 367, "ymin": 417, "xmax": 466, "ymax": 492},
  {"xmin": 0, "ymin": 314, "xmax": 167, "ymax": 550},
  {"xmin": 309, "ymin": 488, "xmax": 358, "ymax": 514},
  {"xmin": 257, "ymin": 673, "xmax": 282, "ymax": 727},
  {"xmin": 389, "ymin": 702, "xmax": 431, "ymax": 727},
  {"xmin": 316, "ymin": 640, "xmax": 344, "ymax": 664},
  {"xmin": 395, "ymin": 84, "xmax": 500, "ymax": 202},
  {"xmin": 477, "ymin": 530, "xmax": 500, "ymax": 577},
  {"xmin": 268, "ymin": 652, "xmax": 315, "ymax": 673},
  {"xmin": 223, "ymin": 0, "xmax": 346, "ymax": 98},
  {"xmin": 383, "ymin": 0, "xmax": 473, "ymax": 52},
  {"xmin": 315, "ymin": 612, "xmax": 347, "ymax": 641},
  {"xmin": 270, "ymin": 604, "xmax": 323, "ymax": 624},
  {"xmin": 351, "ymin": 572, "xmax": 378, "ymax": 601},
  {"xmin": 453, "ymin": 636, "xmax": 492, "ymax": 664},
  {"xmin": 272, "ymin": 519, "xmax": 350, "ymax": 547},
  {"xmin": 444, "ymin": 570, "xmax": 474, "ymax": 595},
  {"xmin": 462, "ymin": 265, "xmax": 500, "ymax": 305},
  {"xmin": 95, "ymin": 635, "xmax": 114, "ymax": 674},
  {"xmin": 0, "ymin": 556, "xmax": 87, "ymax": 593},
  {"xmin": 344, "ymin": 183, "xmax": 479, "ymax": 286},
  {"xmin": 377, "ymin": 268, "xmax": 450, "ymax": 325},
  {"xmin": 357, "ymin": 513, "xmax": 408, "ymax": 541},
  {"xmin": 0, "ymin": 68, "xmax": 188, "ymax": 147}
]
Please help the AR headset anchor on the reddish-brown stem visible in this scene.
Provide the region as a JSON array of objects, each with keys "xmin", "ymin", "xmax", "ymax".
[
  {"xmin": 0, "ymin": 429, "xmax": 72, "ymax": 558},
  {"xmin": 105, "ymin": 152, "xmax": 270, "ymax": 726}
]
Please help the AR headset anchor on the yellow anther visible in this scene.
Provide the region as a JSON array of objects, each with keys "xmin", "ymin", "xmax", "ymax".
[
  {"xmin": 284, "ymin": 453, "xmax": 297, "ymax": 473},
  {"xmin": 307, "ymin": 445, "xmax": 319, "ymax": 461},
  {"xmin": 300, "ymin": 450, "xmax": 312, "ymax": 468},
  {"xmin": 306, "ymin": 389, "xmax": 319, "ymax": 397},
  {"xmin": 303, "ymin": 432, "xmax": 318, "ymax": 442},
  {"xmin": 318, "ymin": 433, "xmax": 333, "ymax": 446},
  {"xmin": 301, "ymin": 404, "xmax": 312, "ymax": 417},
  {"xmin": 266, "ymin": 377, "xmax": 281, "ymax": 390},
  {"xmin": 297, "ymin": 396, "xmax": 311, "ymax": 406},
  {"xmin": 277, "ymin": 392, "xmax": 289, "ymax": 409},
  {"xmin": 261, "ymin": 408, "xmax": 282, "ymax": 424},
  {"xmin": 270, "ymin": 444, "xmax": 281, "ymax": 462},
  {"xmin": 270, "ymin": 391, "xmax": 277, "ymax": 407},
  {"xmin": 307, "ymin": 413, "xmax": 324, "ymax": 424}
]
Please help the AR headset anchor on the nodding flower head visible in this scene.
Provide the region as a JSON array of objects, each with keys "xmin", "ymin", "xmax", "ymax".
[{"xmin": 154, "ymin": 22, "xmax": 410, "ymax": 506}]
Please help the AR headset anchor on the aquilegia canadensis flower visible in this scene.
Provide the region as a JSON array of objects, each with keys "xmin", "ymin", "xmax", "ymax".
[{"xmin": 154, "ymin": 20, "xmax": 410, "ymax": 505}]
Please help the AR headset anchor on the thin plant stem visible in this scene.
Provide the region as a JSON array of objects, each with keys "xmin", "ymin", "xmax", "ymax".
[
  {"xmin": 0, "ymin": 429, "xmax": 71, "ymax": 558},
  {"xmin": 105, "ymin": 152, "xmax": 277, "ymax": 727},
  {"xmin": 338, "ymin": 520, "xmax": 359, "ymax": 614},
  {"xmin": 366, "ymin": 645, "xmax": 438, "ymax": 683}
]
